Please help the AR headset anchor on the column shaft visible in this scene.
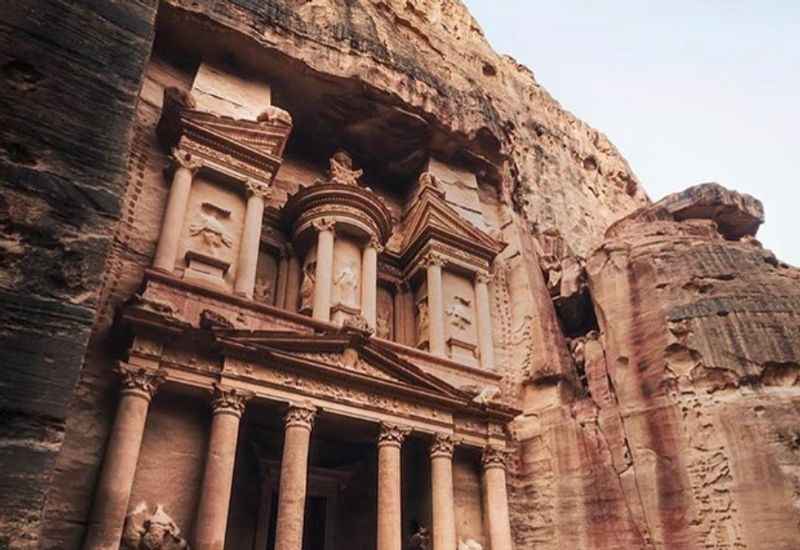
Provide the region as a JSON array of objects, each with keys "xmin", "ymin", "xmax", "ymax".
[
  {"xmin": 482, "ymin": 449, "xmax": 513, "ymax": 550},
  {"xmin": 475, "ymin": 275, "xmax": 496, "ymax": 370},
  {"xmin": 377, "ymin": 424, "xmax": 409, "ymax": 550},
  {"xmin": 153, "ymin": 161, "xmax": 195, "ymax": 272},
  {"xmin": 361, "ymin": 242, "xmax": 379, "ymax": 328},
  {"xmin": 275, "ymin": 252, "xmax": 290, "ymax": 308},
  {"xmin": 234, "ymin": 189, "xmax": 266, "ymax": 298},
  {"xmin": 312, "ymin": 221, "xmax": 335, "ymax": 322},
  {"xmin": 426, "ymin": 257, "xmax": 446, "ymax": 357},
  {"xmin": 193, "ymin": 387, "xmax": 250, "ymax": 550},
  {"xmin": 430, "ymin": 435, "xmax": 457, "ymax": 550},
  {"xmin": 393, "ymin": 284, "xmax": 405, "ymax": 343},
  {"xmin": 83, "ymin": 366, "xmax": 164, "ymax": 550},
  {"xmin": 274, "ymin": 404, "xmax": 316, "ymax": 550},
  {"xmin": 285, "ymin": 253, "xmax": 302, "ymax": 312}
]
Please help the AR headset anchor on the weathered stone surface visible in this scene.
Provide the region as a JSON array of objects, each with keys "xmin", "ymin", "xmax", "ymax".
[{"xmin": 0, "ymin": 1, "xmax": 157, "ymax": 547}]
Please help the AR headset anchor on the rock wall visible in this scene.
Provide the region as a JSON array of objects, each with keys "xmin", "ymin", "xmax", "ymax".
[
  {"xmin": 512, "ymin": 185, "xmax": 800, "ymax": 550},
  {"xmin": 0, "ymin": 2, "xmax": 157, "ymax": 548}
]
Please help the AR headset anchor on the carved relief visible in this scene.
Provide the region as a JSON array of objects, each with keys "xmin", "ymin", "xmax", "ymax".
[
  {"xmin": 481, "ymin": 446, "xmax": 508, "ymax": 470},
  {"xmin": 333, "ymin": 261, "xmax": 359, "ymax": 308},
  {"xmin": 458, "ymin": 539, "xmax": 483, "ymax": 550},
  {"xmin": 211, "ymin": 384, "xmax": 252, "ymax": 417},
  {"xmin": 115, "ymin": 364, "xmax": 166, "ymax": 401},
  {"xmin": 430, "ymin": 432, "xmax": 456, "ymax": 458},
  {"xmin": 328, "ymin": 150, "xmax": 363, "ymax": 186},
  {"xmin": 300, "ymin": 262, "xmax": 316, "ymax": 313},
  {"xmin": 416, "ymin": 300, "xmax": 430, "ymax": 348},
  {"xmin": 255, "ymin": 277, "xmax": 274, "ymax": 304},
  {"xmin": 121, "ymin": 503, "xmax": 188, "ymax": 550},
  {"xmin": 285, "ymin": 402, "xmax": 317, "ymax": 430},
  {"xmin": 378, "ymin": 422, "xmax": 411, "ymax": 447},
  {"xmin": 446, "ymin": 295, "xmax": 473, "ymax": 332},
  {"xmin": 376, "ymin": 307, "xmax": 392, "ymax": 340},
  {"xmin": 189, "ymin": 202, "xmax": 234, "ymax": 256}
]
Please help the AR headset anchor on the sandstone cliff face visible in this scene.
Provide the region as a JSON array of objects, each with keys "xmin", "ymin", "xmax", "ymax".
[
  {"xmin": 0, "ymin": 2, "xmax": 157, "ymax": 548},
  {"xmin": 512, "ymin": 185, "xmax": 800, "ymax": 550}
]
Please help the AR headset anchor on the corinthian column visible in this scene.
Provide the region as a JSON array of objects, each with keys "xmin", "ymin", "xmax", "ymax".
[
  {"xmin": 274, "ymin": 402, "xmax": 317, "ymax": 550},
  {"xmin": 234, "ymin": 180, "xmax": 270, "ymax": 299},
  {"xmin": 474, "ymin": 271, "xmax": 496, "ymax": 370},
  {"xmin": 312, "ymin": 218, "xmax": 335, "ymax": 322},
  {"xmin": 430, "ymin": 434, "xmax": 457, "ymax": 550},
  {"xmin": 482, "ymin": 446, "xmax": 513, "ymax": 550},
  {"xmin": 423, "ymin": 253, "xmax": 447, "ymax": 357},
  {"xmin": 153, "ymin": 148, "xmax": 201, "ymax": 273},
  {"xmin": 193, "ymin": 385, "xmax": 252, "ymax": 550},
  {"xmin": 83, "ymin": 364, "xmax": 166, "ymax": 550},
  {"xmin": 361, "ymin": 236, "xmax": 382, "ymax": 329},
  {"xmin": 377, "ymin": 423, "xmax": 410, "ymax": 550}
]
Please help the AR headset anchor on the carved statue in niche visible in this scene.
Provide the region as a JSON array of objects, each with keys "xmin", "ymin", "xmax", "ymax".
[
  {"xmin": 334, "ymin": 262, "xmax": 359, "ymax": 307},
  {"xmin": 446, "ymin": 295, "xmax": 473, "ymax": 332},
  {"xmin": 416, "ymin": 300, "xmax": 429, "ymax": 347},
  {"xmin": 255, "ymin": 277, "xmax": 273, "ymax": 304},
  {"xmin": 300, "ymin": 262, "xmax": 316, "ymax": 312},
  {"xmin": 328, "ymin": 150, "xmax": 363, "ymax": 186},
  {"xmin": 376, "ymin": 307, "xmax": 392, "ymax": 339},
  {"xmin": 189, "ymin": 202, "xmax": 233, "ymax": 257},
  {"xmin": 121, "ymin": 503, "xmax": 188, "ymax": 550}
]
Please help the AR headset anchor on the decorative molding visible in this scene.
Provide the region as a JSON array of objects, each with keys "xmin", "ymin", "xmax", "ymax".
[
  {"xmin": 284, "ymin": 402, "xmax": 317, "ymax": 430},
  {"xmin": 481, "ymin": 445, "xmax": 508, "ymax": 470},
  {"xmin": 430, "ymin": 432, "xmax": 456, "ymax": 459},
  {"xmin": 211, "ymin": 384, "xmax": 252, "ymax": 418},
  {"xmin": 115, "ymin": 363, "xmax": 167, "ymax": 401},
  {"xmin": 378, "ymin": 422, "xmax": 411, "ymax": 448}
]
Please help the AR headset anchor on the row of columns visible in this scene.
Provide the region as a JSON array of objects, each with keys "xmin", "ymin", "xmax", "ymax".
[
  {"xmin": 84, "ymin": 368, "xmax": 513, "ymax": 550},
  {"xmin": 309, "ymin": 217, "xmax": 381, "ymax": 330},
  {"xmin": 422, "ymin": 252, "xmax": 496, "ymax": 370},
  {"xmin": 152, "ymin": 148, "xmax": 270, "ymax": 300}
]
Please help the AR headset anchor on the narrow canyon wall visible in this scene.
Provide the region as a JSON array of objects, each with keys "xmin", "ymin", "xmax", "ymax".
[{"xmin": 0, "ymin": 2, "xmax": 157, "ymax": 548}]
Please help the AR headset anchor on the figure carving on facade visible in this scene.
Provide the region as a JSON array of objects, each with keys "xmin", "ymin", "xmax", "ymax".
[
  {"xmin": 334, "ymin": 262, "xmax": 359, "ymax": 307},
  {"xmin": 255, "ymin": 277, "xmax": 273, "ymax": 304},
  {"xmin": 446, "ymin": 295, "xmax": 473, "ymax": 332},
  {"xmin": 300, "ymin": 262, "xmax": 316, "ymax": 312},
  {"xmin": 328, "ymin": 150, "xmax": 363, "ymax": 186},
  {"xmin": 416, "ymin": 300, "xmax": 430, "ymax": 347},
  {"xmin": 188, "ymin": 202, "xmax": 233, "ymax": 256},
  {"xmin": 376, "ymin": 307, "xmax": 392, "ymax": 339},
  {"xmin": 121, "ymin": 503, "xmax": 188, "ymax": 550}
]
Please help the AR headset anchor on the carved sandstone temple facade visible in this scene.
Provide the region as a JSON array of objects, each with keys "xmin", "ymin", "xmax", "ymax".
[{"xmin": 9, "ymin": 3, "xmax": 799, "ymax": 550}]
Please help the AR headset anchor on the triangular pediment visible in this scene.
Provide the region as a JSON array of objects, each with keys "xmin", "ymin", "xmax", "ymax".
[
  {"xmin": 215, "ymin": 330, "xmax": 467, "ymax": 401},
  {"xmin": 400, "ymin": 187, "xmax": 504, "ymax": 258}
]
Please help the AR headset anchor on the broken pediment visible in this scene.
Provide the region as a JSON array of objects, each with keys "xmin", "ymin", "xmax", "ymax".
[{"xmin": 399, "ymin": 173, "xmax": 505, "ymax": 263}]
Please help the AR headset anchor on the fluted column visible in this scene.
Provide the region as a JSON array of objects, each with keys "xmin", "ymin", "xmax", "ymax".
[
  {"xmin": 424, "ymin": 253, "xmax": 447, "ymax": 357},
  {"xmin": 153, "ymin": 149, "xmax": 201, "ymax": 272},
  {"xmin": 430, "ymin": 434, "xmax": 457, "ymax": 550},
  {"xmin": 285, "ymin": 246, "xmax": 302, "ymax": 312},
  {"xmin": 377, "ymin": 423, "xmax": 410, "ymax": 550},
  {"xmin": 274, "ymin": 402, "xmax": 317, "ymax": 550},
  {"xmin": 312, "ymin": 218, "xmax": 335, "ymax": 322},
  {"xmin": 234, "ymin": 181, "xmax": 270, "ymax": 298},
  {"xmin": 482, "ymin": 447, "xmax": 513, "ymax": 550},
  {"xmin": 474, "ymin": 271, "xmax": 496, "ymax": 370},
  {"xmin": 193, "ymin": 385, "xmax": 252, "ymax": 550},
  {"xmin": 361, "ymin": 237, "xmax": 382, "ymax": 329},
  {"xmin": 275, "ymin": 247, "xmax": 290, "ymax": 308},
  {"xmin": 83, "ymin": 364, "xmax": 166, "ymax": 550}
]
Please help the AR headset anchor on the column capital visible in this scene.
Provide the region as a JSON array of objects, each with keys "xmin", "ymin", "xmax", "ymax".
[
  {"xmin": 170, "ymin": 147, "xmax": 203, "ymax": 174},
  {"xmin": 284, "ymin": 402, "xmax": 317, "ymax": 430},
  {"xmin": 280, "ymin": 243, "xmax": 294, "ymax": 260},
  {"xmin": 422, "ymin": 251, "xmax": 447, "ymax": 269},
  {"xmin": 367, "ymin": 235, "xmax": 385, "ymax": 253},
  {"xmin": 481, "ymin": 445, "xmax": 509, "ymax": 471},
  {"xmin": 429, "ymin": 433, "xmax": 457, "ymax": 459},
  {"xmin": 378, "ymin": 422, "xmax": 411, "ymax": 448},
  {"xmin": 312, "ymin": 217, "xmax": 336, "ymax": 233},
  {"xmin": 211, "ymin": 384, "xmax": 253, "ymax": 418},
  {"xmin": 475, "ymin": 270, "xmax": 493, "ymax": 285},
  {"xmin": 115, "ymin": 363, "xmax": 166, "ymax": 401},
  {"xmin": 245, "ymin": 179, "xmax": 272, "ymax": 199}
]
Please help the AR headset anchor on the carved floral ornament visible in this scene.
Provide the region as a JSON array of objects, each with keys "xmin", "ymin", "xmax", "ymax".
[
  {"xmin": 210, "ymin": 384, "xmax": 253, "ymax": 417},
  {"xmin": 312, "ymin": 217, "xmax": 337, "ymax": 233},
  {"xmin": 378, "ymin": 422, "xmax": 412, "ymax": 447},
  {"xmin": 115, "ymin": 363, "xmax": 167, "ymax": 401},
  {"xmin": 430, "ymin": 432, "xmax": 457, "ymax": 459},
  {"xmin": 475, "ymin": 270, "xmax": 493, "ymax": 285},
  {"xmin": 170, "ymin": 147, "xmax": 203, "ymax": 174},
  {"xmin": 421, "ymin": 251, "xmax": 448, "ymax": 269},
  {"xmin": 368, "ymin": 235, "xmax": 385, "ymax": 253},
  {"xmin": 284, "ymin": 402, "xmax": 317, "ymax": 430},
  {"xmin": 245, "ymin": 178, "xmax": 272, "ymax": 199},
  {"xmin": 481, "ymin": 445, "xmax": 509, "ymax": 470}
]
